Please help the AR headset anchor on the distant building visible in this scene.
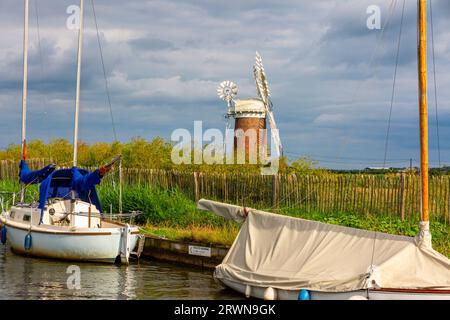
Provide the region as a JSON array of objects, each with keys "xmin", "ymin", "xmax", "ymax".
[{"xmin": 365, "ymin": 167, "xmax": 391, "ymax": 171}]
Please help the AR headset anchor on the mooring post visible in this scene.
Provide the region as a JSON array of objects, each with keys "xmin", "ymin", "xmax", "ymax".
[
  {"xmin": 399, "ymin": 173, "xmax": 406, "ymax": 221},
  {"xmin": 194, "ymin": 172, "xmax": 199, "ymax": 202},
  {"xmin": 272, "ymin": 174, "xmax": 279, "ymax": 208}
]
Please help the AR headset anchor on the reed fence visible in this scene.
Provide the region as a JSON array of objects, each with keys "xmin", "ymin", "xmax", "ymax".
[{"xmin": 1, "ymin": 159, "xmax": 449, "ymax": 224}]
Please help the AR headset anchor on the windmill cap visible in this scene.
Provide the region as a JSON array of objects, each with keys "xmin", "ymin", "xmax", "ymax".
[{"xmin": 231, "ymin": 99, "xmax": 266, "ymax": 118}]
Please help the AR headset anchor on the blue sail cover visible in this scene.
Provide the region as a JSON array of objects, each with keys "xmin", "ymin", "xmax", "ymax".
[
  {"xmin": 19, "ymin": 160, "xmax": 56, "ymax": 184},
  {"xmin": 38, "ymin": 167, "xmax": 103, "ymax": 221}
]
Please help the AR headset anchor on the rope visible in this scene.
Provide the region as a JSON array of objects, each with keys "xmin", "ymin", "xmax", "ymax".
[
  {"xmin": 383, "ymin": 0, "xmax": 406, "ymax": 168},
  {"xmin": 90, "ymin": 0, "xmax": 118, "ymax": 142},
  {"xmin": 368, "ymin": 231, "xmax": 378, "ymax": 280},
  {"xmin": 429, "ymin": 0, "xmax": 441, "ymax": 168}
]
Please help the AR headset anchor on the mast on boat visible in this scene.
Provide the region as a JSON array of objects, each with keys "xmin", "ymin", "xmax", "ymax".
[
  {"xmin": 71, "ymin": 0, "xmax": 84, "ymax": 210},
  {"xmin": 73, "ymin": 0, "xmax": 84, "ymax": 168},
  {"xmin": 418, "ymin": 0, "xmax": 429, "ymax": 225},
  {"xmin": 20, "ymin": 0, "xmax": 29, "ymax": 203}
]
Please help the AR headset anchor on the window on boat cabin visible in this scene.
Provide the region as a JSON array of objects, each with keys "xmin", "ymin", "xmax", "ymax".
[
  {"xmin": 23, "ymin": 215, "xmax": 30, "ymax": 222},
  {"xmin": 10, "ymin": 211, "xmax": 15, "ymax": 219}
]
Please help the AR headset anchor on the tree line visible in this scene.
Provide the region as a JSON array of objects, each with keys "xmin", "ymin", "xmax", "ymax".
[{"xmin": 0, "ymin": 137, "xmax": 324, "ymax": 175}]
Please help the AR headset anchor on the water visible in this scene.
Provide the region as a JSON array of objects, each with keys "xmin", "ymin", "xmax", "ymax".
[{"xmin": 0, "ymin": 245, "xmax": 242, "ymax": 300}]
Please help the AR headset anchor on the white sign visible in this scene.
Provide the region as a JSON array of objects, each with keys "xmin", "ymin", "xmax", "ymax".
[{"xmin": 188, "ymin": 245, "xmax": 211, "ymax": 257}]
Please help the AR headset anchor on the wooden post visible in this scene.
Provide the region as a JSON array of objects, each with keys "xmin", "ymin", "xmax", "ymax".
[
  {"xmin": 369, "ymin": 176, "xmax": 375, "ymax": 214},
  {"xmin": 223, "ymin": 173, "xmax": 228, "ymax": 202},
  {"xmin": 119, "ymin": 159, "xmax": 123, "ymax": 214},
  {"xmin": 360, "ymin": 175, "xmax": 364, "ymax": 214},
  {"xmin": 272, "ymin": 174, "xmax": 279, "ymax": 209},
  {"xmin": 193, "ymin": 172, "xmax": 199, "ymax": 202},
  {"xmin": 88, "ymin": 205, "xmax": 91, "ymax": 228},
  {"xmin": 446, "ymin": 177, "xmax": 450, "ymax": 225},
  {"xmin": 399, "ymin": 173, "xmax": 406, "ymax": 221},
  {"xmin": 439, "ymin": 175, "xmax": 443, "ymax": 220},
  {"xmin": 352, "ymin": 175, "xmax": 357, "ymax": 212}
]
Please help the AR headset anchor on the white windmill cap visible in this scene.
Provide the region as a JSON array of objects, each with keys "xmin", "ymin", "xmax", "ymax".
[{"xmin": 232, "ymin": 99, "xmax": 266, "ymax": 118}]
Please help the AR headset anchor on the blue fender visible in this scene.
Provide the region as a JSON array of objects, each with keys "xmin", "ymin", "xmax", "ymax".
[
  {"xmin": 1, "ymin": 225, "xmax": 6, "ymax": 245},
  {"xmin": 298, "ymin": 289, "xmax": 311, "ymax": 300},
  {"xmin": 24, "ymin": 233, "xmax": 32, "ymax": 250}
]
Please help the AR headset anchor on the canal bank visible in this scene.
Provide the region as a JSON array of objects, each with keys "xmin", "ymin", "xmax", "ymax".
[{"xmin": 140, "ymin": 234, "xmax": 230, "ymax": 270}]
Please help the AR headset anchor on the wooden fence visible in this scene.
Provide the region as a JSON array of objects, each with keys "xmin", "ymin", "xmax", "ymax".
[{"xmin": 1, "ymin": 159, "xmax": 449, "ymax": 223}]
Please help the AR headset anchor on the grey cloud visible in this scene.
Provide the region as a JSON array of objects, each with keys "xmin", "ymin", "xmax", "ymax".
[{"xmin": 1, "ymin": 0, "xmax": 450, "ymax": 169}]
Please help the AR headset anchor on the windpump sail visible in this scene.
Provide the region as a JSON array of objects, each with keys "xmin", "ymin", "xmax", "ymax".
[
  {"xmin": 198, "ymin": 199, "xmax": 450, "ymax": 292},
  {"xmin": 38, "ymin": 167, "xmax": 103, "ymax": 220},
  {"xmin": 19, "ymin": 160, "xmax": 56, "ymax": 184}
]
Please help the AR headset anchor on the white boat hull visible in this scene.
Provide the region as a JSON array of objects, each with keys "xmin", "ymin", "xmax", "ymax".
[
  {"xmin": 218, "ymin": 278, "xmax": 450, "ymax": 300},
  {"xmin": 4, "ymin": 223, "xmax": 138, "ymax": 263},
  {"xmin": 0, "ymin": 202, "xmax": 140, "ymax": 264}
]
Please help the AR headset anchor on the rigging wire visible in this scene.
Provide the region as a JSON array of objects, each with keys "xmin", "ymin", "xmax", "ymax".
[
  {"xmin": 90, "ymin": 0, "xmax": 123, "ymax": 215},
  {"xmin": 34, "ymin": 0, "xmax": 49, "ymax": 114},
  {"xmin": 34, "ymin": 0, "xmax": 43, "ymax": 78},
  {"xmin": 383, "ymin": 0, "xmax": 406, "ymax": 168},
  {"xmin": 429, "ymin": 0, "xmax": 441, "ymax": 168},
  {"xmin": 90, "ymin": 0, "xmax": 118, "ymax": 142},
  {"xmin": 335, "ymin": 0, "xmax": 398, "ymax": 161},
  {"xmin": 33, "ymin": 0, "xmax": 54, "ymax": 160}
]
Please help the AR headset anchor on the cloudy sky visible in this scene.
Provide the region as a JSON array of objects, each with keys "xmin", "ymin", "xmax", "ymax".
[{"xmin": 0, "ymin": 0, "xmax": 450, "ymax": 169}]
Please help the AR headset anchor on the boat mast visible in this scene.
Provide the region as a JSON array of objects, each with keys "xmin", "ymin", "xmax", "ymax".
[
  {"xmin": 73, "ymin": 0, "xmax": 84, "ymax": 167},
  {"xmin": 418, "ymin": 0, "xmax": 429, "ymax": 223},
  {"xmin": 20, "ymin": 0, "xmax": 29, "ymax": 203}
]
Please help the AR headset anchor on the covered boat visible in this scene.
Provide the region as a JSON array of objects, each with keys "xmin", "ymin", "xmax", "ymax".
[
  {"xmin": 198, "ymin": 199, "xmax": 450, "ymax": 300},
  {"xmin": 37, "ymin": 166, "xmax": 103, "ymax": 222},
  {"xmin": 197, "ymin": 0, "xmax": 450, "ymax": 300}
]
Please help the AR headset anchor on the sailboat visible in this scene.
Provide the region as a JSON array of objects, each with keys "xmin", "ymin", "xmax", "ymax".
[
  {"xmin": 0, "ymin": 0, "xmax": 140, "ymax": 264},
  {"xmin": 198, "ymin": 0, "xmax": 450, "ymax": 299}
]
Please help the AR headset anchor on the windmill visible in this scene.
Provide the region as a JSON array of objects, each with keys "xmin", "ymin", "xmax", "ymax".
[{"xmin": 216, "ymin": 52, "xmax": 282, "ymax": 161}]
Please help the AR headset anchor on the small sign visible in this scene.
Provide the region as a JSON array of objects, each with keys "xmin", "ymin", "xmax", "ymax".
[{"xmin": 188, "ymin": 245, "xmax": 211, "ymax": 257}]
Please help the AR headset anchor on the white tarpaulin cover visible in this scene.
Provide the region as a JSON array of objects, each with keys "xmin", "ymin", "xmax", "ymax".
[{"xmin": 198, "ymin": 199, "xmax": 450, "ymax": 292}]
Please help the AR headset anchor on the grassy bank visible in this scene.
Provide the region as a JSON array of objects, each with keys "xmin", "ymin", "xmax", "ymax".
[{"xmin": 0, "ymin": 180, "xmax": 448, "ymax": 257}]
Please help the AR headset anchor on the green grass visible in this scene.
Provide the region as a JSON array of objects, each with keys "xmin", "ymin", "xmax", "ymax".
[
  {"xmin": 0, "ymin": 180, "xmax": 39, "ymax": 205},
  {"xmin": 1, "ymin": 180, "xmax": 448, "ymax": 257},
  {"xmin": 97, "ymin": 185, "xmax": 228, "ymax": 227},
  {"xmin": 141, "ymin": 224, "xmax": 240, "ymax": 246}
]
